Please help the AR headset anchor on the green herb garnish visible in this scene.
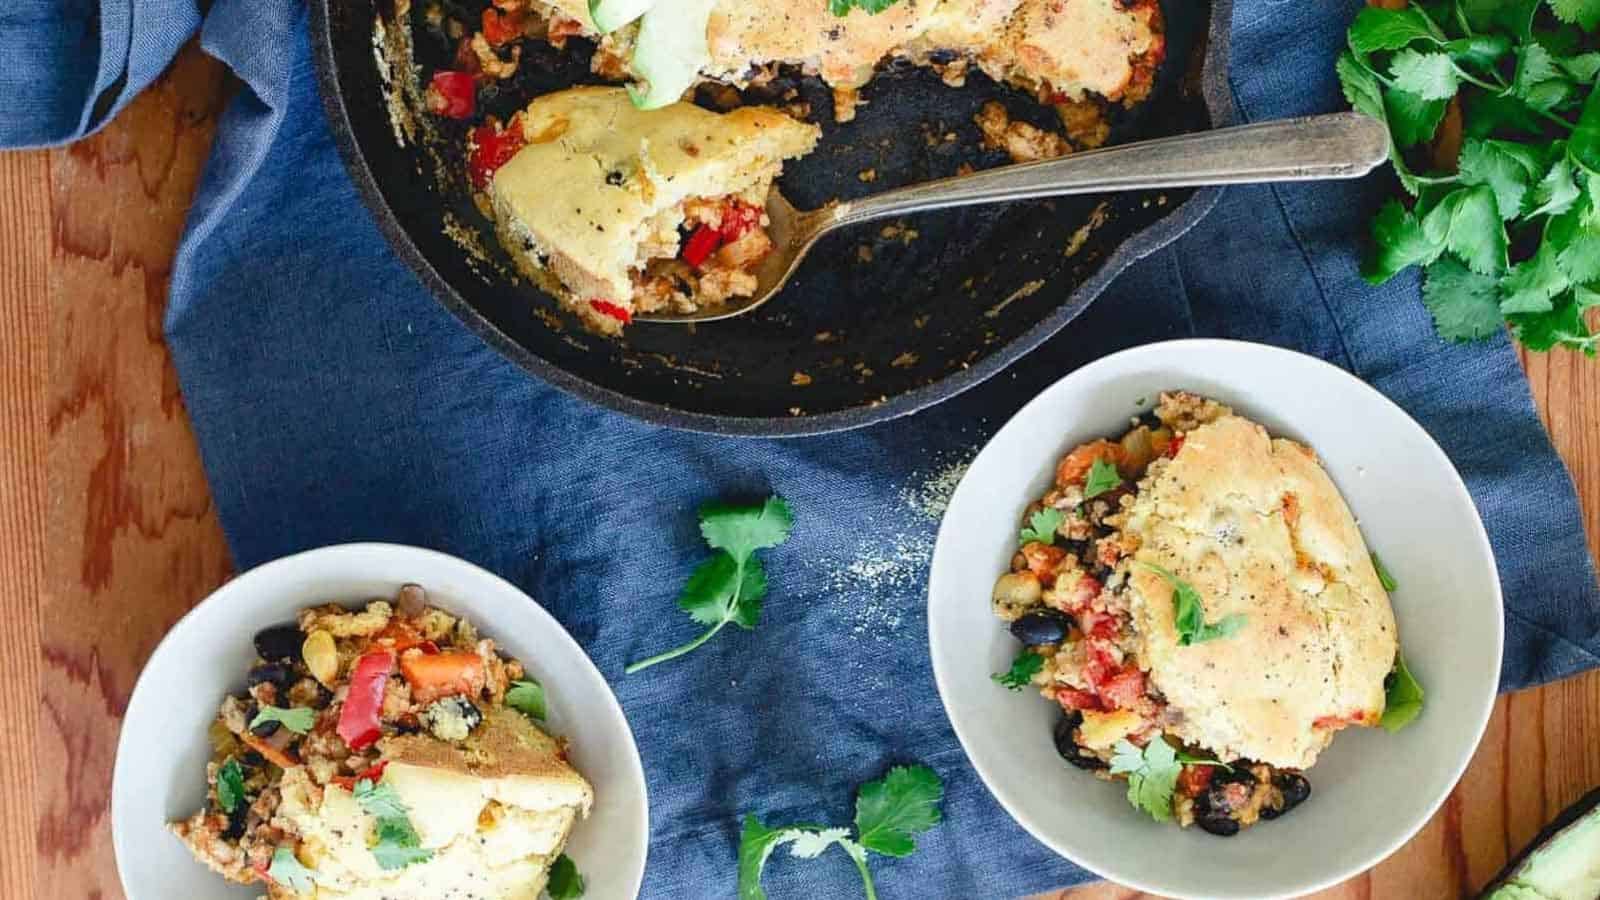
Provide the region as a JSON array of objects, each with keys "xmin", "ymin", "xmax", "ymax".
[
  {"xmin": 548, "ymin": 854, "xmax": 585, "ymax": 898},
  {"xmin": 1018, "ymin": 506, "xmax": 1064, "ymax": 545},
  {"xmin": 268, "ymin": 846, "xmax": 316, "ymax": 893},
  {"xmin": 626, "ymin": 496, "xmax": 794, "ymax": 674},
  {"xmin": 1371, "ymin": 551, "xmax": 1400, "ymax": 592},
  {"xmin": 827, "ymin": 0, "xmax": 901, "ymax": 16},
  {"xmin": 1082, "ymin": 458, "xmax": 1123, "ymax": 500},
  {"xmin": 1141, "ymin": 562, "xmax": 1247, "ymax": 645},
  {"xmin": 353, "ymin": 778, "xmax": 433, "ymax": 870},
  {"xmin": 739, "ymin": 765, "xmax": 943, "ymax": 900},
  {"xmin": 1381, "ymin": 651, "xmax": 1425, "ymax": 732},
  {"xmin": 216, "ymin": 758, "xmax": 245, "ymax": 815},
  {"xmin": 1337, "ymin": 1, "xmax": 1600, "ymax": 354},
  {"xmin": 505, "ymin": 679, "xmax": 547, "ymax": 721},
  {"xmin": 991, "ymin": 651, "xmax": 1045, "ymax": 690},
  {"xmin": 1109, "ymin": 738, "xmax": 1230, "ymax": 822},
  {"xmin": 249, "ymin": 704, "xmax": 315, "ymax": 735}
]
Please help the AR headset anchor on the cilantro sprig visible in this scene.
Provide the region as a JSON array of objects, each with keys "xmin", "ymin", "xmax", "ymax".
[
  {"xmin": 249, "ymin": 704, "xmax": 315, "ymax": 735},
  {"xmin": 1338, "ymin": 1, "xmax": 1600, "ymax": 354},
  {"xmin": 991, "ymin": 650, "xmax": 1045, "ymax": 690},
  {"xmin": 1140, "ymin": 563, "xmax": 1247, "ymax": 645},
  {"xmin": 740, "ymin": 765, "xmax": 943, "ymax": 900},
  {"xmin": 1018, "ymin": 507, "xmax": 1064, "ymax": 545},
  {"xmin": 1109, "ymin": 738, "xmax": 1230, "ymax": 822},
  {"xmin": 626, "ymin": 496, "xmax": 794, "ymax": 674},
  {"xmin": 505, "ymin": 679, "xmax": 547, "ymax": 721},
  {"xmin": 828, "ymin": 0, "xmax": 901, "ymax": 16},
  {"xmin": 353, "ymin": 778, "xmax": 433, "ymax": 870},
  {"xmin": 1381, "ymin": 651, "xmax": 1426, "ymax": 732},
  {"xmin": 216, "ymin": 758, "xmax": 246, "ymax": 815},
  {"xmin": 268, "ymin": 846, "xmax": 316, "ymax": 893},
  {"xmin": 1083, "ymin": 458, "xmax": 1122, "ymax": 499},
  {"xmin": 547, "ymin": 854, "xmax": 585, "ymax": 898}
]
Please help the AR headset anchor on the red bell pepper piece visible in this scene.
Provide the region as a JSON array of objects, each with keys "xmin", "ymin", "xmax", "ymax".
[
  {"xmin": 1176, "ymin": 763, "xmax": 1215, "ymax": 797},
  {"xmin": 1097, "ymin": 664, "xmax": 1147, "ymax": 710},
  {"xmin": 331, "ymin": 760, "xmax": 389, "ymax": 791},
  {"xmin": 718, "ymin": 201, "xmax": 762, "ymax": 242},
  {"xmin": 468, "ymin": 123, "xmax": 526, "ymax": 189},
  {"xmin": 1055, "ymin": 688, "xmax": 1100, "ymax": 711},
  {"xmin": 681, "ymin": 224, "xmax": 721, "ymax": 268},
  {"xmin": 338, "ymin": 650, "xmax": 394, "ymax": 751},
  {"xmin": 588, "ymin": 299, "xmax": 632, "ymax": 324},
  {"xmin": 1165, "ymin": 434, "xmax": 1186, "ymax": 458},
  {"xmin": 481, "ymin": 6, "xmax": 526, "ymax": 46},
  {"xmin": 425, "ymin": 71, "xmax": 476, "ymax": 120}
]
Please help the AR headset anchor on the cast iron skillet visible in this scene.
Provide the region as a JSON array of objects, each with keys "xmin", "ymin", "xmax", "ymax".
[{"xmin": 309, "ymin": 0, "xmax": 1236, "ymax": 436}]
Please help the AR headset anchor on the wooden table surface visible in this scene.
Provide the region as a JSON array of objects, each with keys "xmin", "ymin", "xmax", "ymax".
[{"xmin": 5, "ymin": 43, "xmax": 1597, "ymax": 900}]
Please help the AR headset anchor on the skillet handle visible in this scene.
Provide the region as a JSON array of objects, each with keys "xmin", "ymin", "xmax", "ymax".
[{"xmin": 819, "ymin": 112, "xmax": 1390, "ymax": 233}]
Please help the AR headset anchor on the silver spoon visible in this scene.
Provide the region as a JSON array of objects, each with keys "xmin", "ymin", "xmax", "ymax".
[{"xmin": 636, "ymin": 111, "xmax": 1389, "ymax": 324}]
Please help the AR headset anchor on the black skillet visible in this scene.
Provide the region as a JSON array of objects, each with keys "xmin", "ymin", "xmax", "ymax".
[{"xmin": 309, "ymin": 0, "xmax": 1236, "ymax": 436}]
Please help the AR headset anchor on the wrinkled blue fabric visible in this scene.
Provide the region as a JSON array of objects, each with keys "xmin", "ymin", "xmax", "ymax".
[{"xmin": 8, "ymin": 0, "xmax": 1600, "ymax": 895}]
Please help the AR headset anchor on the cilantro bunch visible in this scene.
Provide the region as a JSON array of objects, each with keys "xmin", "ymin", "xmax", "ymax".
[
  {"xmin": 1338, "ymin": 0, "xmax": 1600, "ymax": 353},
  {"xmin": 739, "ymin": 765, "xmax": 944, "ymax": 900},
  {"xmin": 626, "ymin": 496, "xmax": 794, "ymax": 674}
]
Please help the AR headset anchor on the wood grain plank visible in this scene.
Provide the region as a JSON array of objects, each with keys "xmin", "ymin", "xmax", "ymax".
[
  {"xmin": 0, "ymin": 149, "xmax": 50, "ymax": 899},
  {"xmin": 37, "ymin": 45, "xmax": 233, "ymax": 900}
]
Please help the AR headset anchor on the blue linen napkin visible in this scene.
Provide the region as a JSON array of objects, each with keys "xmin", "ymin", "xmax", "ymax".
[{"xmin": 11, "ymin": 0, "xmax": 1600, "ymax": 896}]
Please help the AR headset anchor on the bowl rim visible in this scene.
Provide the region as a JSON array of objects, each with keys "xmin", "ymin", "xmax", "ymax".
[
  {"xmin": 110, "ymin": 541, "xmax": 649, "ymax": 900},
  {"xmin": 926, "ymin": 337, "xmax": 1505, "ymax": 899},
  {"xmin": 305, "ymin": 0, "xmax": 1237, "ymax": 437}
]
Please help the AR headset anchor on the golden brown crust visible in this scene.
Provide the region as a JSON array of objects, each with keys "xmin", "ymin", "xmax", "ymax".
[
  {"xmin": 1122, "ymin": 413, "xmax": 1398, "ymax": 769},
  {"xmin": 381, "ymin": 708, "xmax": 590, "ymax": 797}
]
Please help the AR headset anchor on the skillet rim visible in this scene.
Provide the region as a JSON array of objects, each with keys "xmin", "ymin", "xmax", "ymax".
[{"xmin": 307, "ymin": 0, "xmax": 1239, "ymax": 437}]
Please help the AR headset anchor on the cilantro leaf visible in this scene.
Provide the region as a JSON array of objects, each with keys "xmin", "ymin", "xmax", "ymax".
[
  {"xmin": 1457, "ymin": 139, "xmax": 1543, "ymax": 219},
  {"xmin": 547, "ymin": 854, "xmax": 585, "ymax": 898},
  {"xmin": 216, "ymin": 758, "xmax": 246, "ymax": 815},
  {"xmin": 1529, "ymin": 152, "xmax": 1581, "ymax": 218},
  {"xmin": 1381, "ymin": 652, "xmax": 1425, "ymax": 732},
  {"xmin": 249, "ymin": 704, "xmax": 315, "ymax": 735},
  {"xmin": 1082, "ymin": 459, "xmax": 1122, "ymax": 500},
  {"xmin": 505, "ymin": 679, "xmax": 546, "ymax": 721},
  {"xmin": 353, "ymin": 778, "xmax": 434, "ymax": 871},
  {"xmin": 1512, "ymin": 299, "xmax": 1599, "ymax": 352},
  {"xmin": 1499, "ymin": 239, "xmax": 1568, "ymax": 314},
  {"xmin": 1338, "ymin": 51, "xmax": 1422, "ymax": 194},
  {"xmin": 268, "ymin": 846, "xmax": 316, "ymax": 893},
  {"xmin": 1018, "ymin": 506, "xmax": 1064, "ymax": 545},
  {"xmin": 1109, "ymin": 738, "xmax": 1181, "ymax": 822},
  {"xmin": 699, "ymin": 497, "xmax": 794, "ymax": 563},
  {"xmin": 1391, "ymin": 49, "xmax": 1459, "ymax": 100},
  {"xmin": 1348, "ymin": 6, "xmax": 1440, "ymax": 53},
  {"xmin": 1364, "ymin": 199, "xmax": 1444, "ymax": 283},
  {"xmin": 1549, "ymin": 0, "xmax": 1600, "ymax": 29},
  {"xmin": 854, "ymin": 765, "xmax": 944, "ymax": 857},
  {"xmin": 1140, "ymin": 562, "xmax": 1246, "ymax": 646},
  {"xmin": 828, "ymin": 0, "xmax": 901, "ymax": 14},
  {"xmin": 1446, "ymin": 33, "xmax": 1513, "ymax": 68},
  {"xmin": 627, "ymin": 496, "xmax": 793, "ymax": 673},
  {"xmin": 1560, "ymin": 51, "xmax": 1600, "ymax": 82},
  {"xmin": 1422, "ymin": 185, "xmax": 1508, "ymax": 274},
  {"xmin": 1371, "ymin": 551, "xmax": 1399, "ymax": 592},
  {"xmin": 786, "ymin": 826, "xmax": 854, "ymax": 859},
  {"xmin": 1571, "ymin": 85, "xmax": 1600, "ymax": 175},
  {"xmin": 738, "ymin": 817, "xmax": 807, "ymax": 900},
  {"xmin": 1549, "ymin": 198, "xmax": 1600, "ymax": 283},
  {"xmin": 1422, "ymin": 258, "xmax": 1505, "ymax": 341},
  {"xmin": 1385, "ymin": 87, "xmax": 1448, "ymax": 149},
  {"xmin": 992, "ymin": 651, "xmax": 1045, "ymax": 690},
  {"xmin": 1512, "ymin": 44, "xmax": 1572, "ymax": 111}
]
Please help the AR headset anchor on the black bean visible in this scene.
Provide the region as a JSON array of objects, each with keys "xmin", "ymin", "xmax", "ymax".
[
  {"xmin": 221, "ymin": 803, "xmax": 249, "ymax": 840},
  {"xmin": 1199, "ymin": 767, "xmax": 1258, "ymax": 816},
  {"xmin": 1275, "ymin": 772, "xmax": 1311, "ymax": 812},
  {"xmin": 1197, "ymin": 813, "xmax": 1241, "ymax": 837},
  {"xmin": 250, "ymin": 718, "xmax": 281, "ymax": 738},
  {"xmin": 1010, "ymin": 610, "xmax": 1073, "ymax": 645},
  {"xmin": 252, "ymin": 624, "xmax": 303, "ymax": 662},
  {"xmin": 247, "ymin": 663, "xmax": 293, "ymax": 690},
  {"xmin": 1053, "ymin": 713, "xmax": 1107, "ymax": 770}
]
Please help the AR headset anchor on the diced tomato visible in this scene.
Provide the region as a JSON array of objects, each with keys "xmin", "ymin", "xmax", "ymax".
[
  {"xmin": 401, "ymin": 650, "xmax": 487, "ymax": 705},
  {"xmin": 1021, "ymin": 542, "xmax": 1068, "ymax": 585},
  {"xmin": 1055, "ymin": 439, "xmax": 1123, "ymax": 487},
  {"xmin": 1077, "ymin": 608, "xmax": 1119, "ymax": 640},
  {"xmin": 1176, "ymin": 763, "xmax": 1215, "ymax": 798},
  {"xmin": 588, "ymin": 299, "xmax": 632, "ymax": 324},
  {"xmin": 425, "ymin": 71, "xmax": 476, "ymax": 120},
  {"xmin": 547, "ymin": 14, "xmax": 584, "ymax": 46},
  {"xmin": 337, "ymin": 650, "xmax": 394, "ymax": 751},
  {"xmin": 1065, "ymin": 575, "xmax": 1102, "ymax": 612},
  {"xmin": 718, "ymin": 201, "xmax": 763, "ymax": 242},
  {"xmin": 481, "ymin": 6, "xmax": 526, "ymax": 46},
  {"xmin": 1097, "ymin": 664, "xmax": 1147, "ymax": 710},
  {"xmin": 681, "ymin": 224, "xmax": 722, "ymax": 268},
  {"xmin": 1166, "ymin": 434, "xmax": 1186, "ymax": 458},
  {"xmin": 331, "ymin": 760, "xmax": 389, "ymax": 791},
  {"xmin": 1081, "ymin": 640, "xmax": 1118, "ymax": 688},
  {"xmin": 1055, "ymin": 688, "xmax": 1101, "ymax": 712},
  {"xmin": 468, "ymin": 122, "xmax": 526, "ymax": 189}
]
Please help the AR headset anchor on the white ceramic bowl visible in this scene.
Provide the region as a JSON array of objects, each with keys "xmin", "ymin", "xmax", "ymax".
[
  {"xmin": 113, "ymin": 543, "xmax": 649, "ymax": 899},
  {"xmin": 928, "ymin": 339, "xmax": 1502, "ymax": 899}
]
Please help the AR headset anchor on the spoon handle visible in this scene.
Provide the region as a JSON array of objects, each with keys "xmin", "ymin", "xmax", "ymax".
[{"xmin": 821, "ymin": 112, "xmax": 1390, "ymax": 233}]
